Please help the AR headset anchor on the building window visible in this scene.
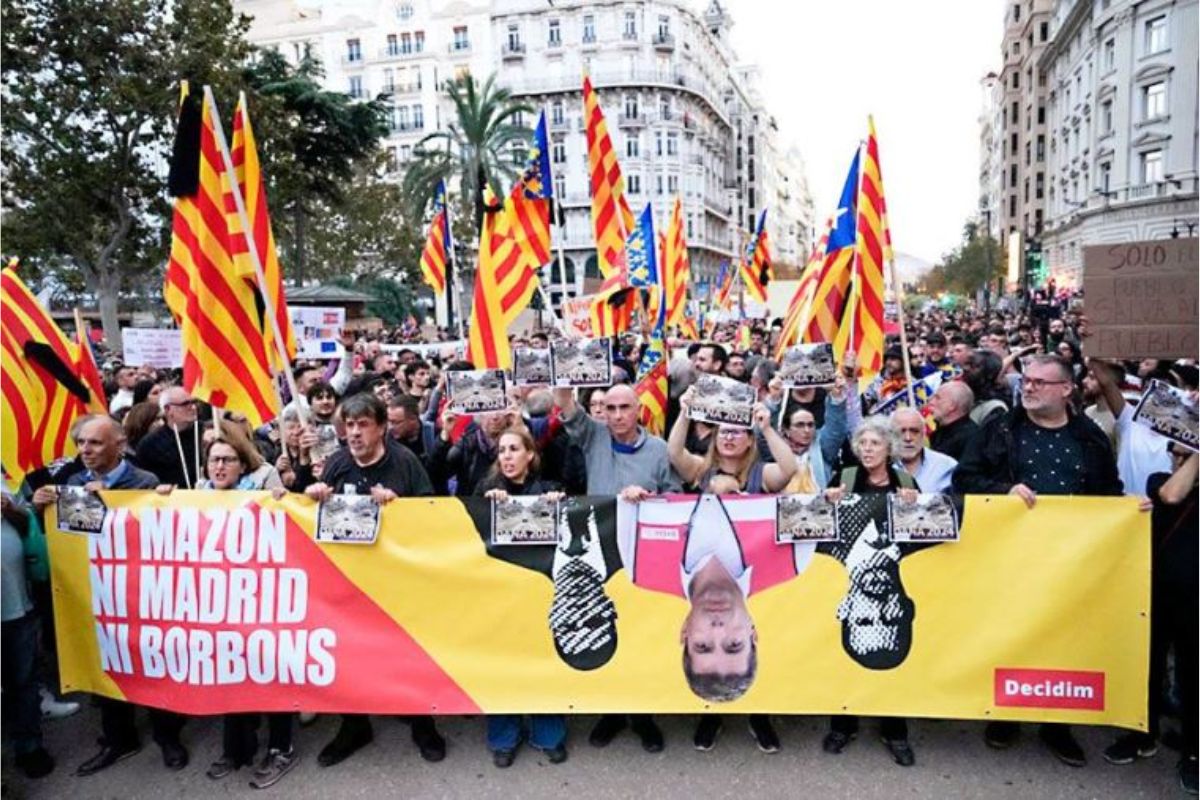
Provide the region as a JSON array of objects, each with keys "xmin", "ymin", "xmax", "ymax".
[
  {"xmin": 453, "ymin": 26, "xmax": 469, "ymax": 51},
  {"xmin": 548, "ymin": 19, "xmax": 561, "ymax": 46},
  {"xmin": 348, "ymin": 75, "xmax": 363, "ymax": 98},
  {"xmin": 397, "ymin": 3, "xmax": 413, "ymax": 20},
  {"xmin": 1099, "ymin": 161, "xmax": 1111, "ymax": 193},
  {"xmin": 1145, "ymin": 15, "xmax": 1168, "ymax": 54},
  {"xmin": 1101, "ymin": 99, "xmax": 1113, "ymax": 132},
  {"xmin": 1039, "ymin": 21, "xmax": 1048, "ymax": 42},
  {"xmin": 623, "ymin": 10, "xmax": 637, "ymax": 39},
  {"xmin": 382, "ymin": 68, "xmax": 395, "ymax": 92},
  {"xmin": 623, "ymin": 95, "xmax": 638, "ymax": 118},
  {"xmin": 666, "ymin": 132, "xmax": 678, "ymax": 155},
  {"xmin": 401, "ymin": 32, "xmax": 412, "ymax": 54},
  {"xmin": 1037, "ymin": 105, "xmax": 1045, "ymax": 125},
  {"xmin": 1035, "ymin": 172, "xmax": 1044, "ymax": 199},
  {"xmin": 507, "ymin": 24, "xmax": 520, "ymax": 49},
  {"xmin": 346, "ymin": 38, "xmax": 362, "ymax": 62},
  {"xmin": 414, "ymin": 31, "xmax": 424, "ymax": 52},
  {"xmin": 552, "ymin": 140, "xmax": 566, "ymax": 164},
  {"xmin": 655, "ymin": 132, "xmax": 663, "ymax": 156},
  {"xmin": 412, "ymin": 104, "xmax": 424, "ymax": 130},
  {"xmin": 386, "ymin": 34, "xmax": 399, "ymax": 57},
  {"xmin": 1142, "ymin": 150, "xmax": 1163, "ymax": 183},
  {"xmin": 658, "ymin": 15, "xmax": 670, "ymax": 38},
  {"xmin": 1012, "ymin": 71, "xmax": 1019, "ymax": 89},
  {"xmin": 551, "ymin": 99, "xmax": 564, "ymax": 125},
  {"xmin": 554, "ymin": 176, "xmax": 565, "ymax": 198},
  {"xmin": 1009, "ymin": 194, "xmax": 1017, "ymax": 217},
  {"xmin": 1103, "ymin": 38, "xmax": 1115, "ymax": 71},
  {"xmin": 400, "ymin": 144, "xmax": 412, "ymax": 162},
  {"xmin": 628, "ymin": 173, "xmax": 641, "ymax": 194},
  {"xmin": 1036, "ymin": 135, "xmax": 1045, "ymax": 161},
  {"xmin": 667, "ymin": 174, "xmax": 679, "ymax": 193},
  {"xmin": 656, "ymin": 174, "xmax": 664, "ymax": 195},
  {"xmin": 582, "ymin": 14, "xmax": 595, "ymax": 43},
  {"xmin": 626, "ymin": 134, "xmax": 639, "ymax": 159},
  {"xmin": 396, "ymin": 106, "xmax": 409, "ymax": 129},
  {"xmin": 1012, "ymin": 3, "xmax": 1020, "ymax": 22},
  {"xmin": 1143, "ymin": 81, "xmax": 1166, "ymax": 119}
]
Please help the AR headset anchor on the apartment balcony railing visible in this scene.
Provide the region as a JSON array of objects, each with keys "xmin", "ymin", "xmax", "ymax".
[
  {"xmin": 652, "ymin": 33, "xmax": 675, "ymax": 50},
  {"xmin": 501, "ymin": 42, "xmax": 525, "ymax": 59}
]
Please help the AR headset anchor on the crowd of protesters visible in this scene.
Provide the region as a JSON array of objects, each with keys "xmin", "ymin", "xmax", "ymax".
[{"xmin": 3, "ymin": 292, "xmax": 1196, "ymax": 794}]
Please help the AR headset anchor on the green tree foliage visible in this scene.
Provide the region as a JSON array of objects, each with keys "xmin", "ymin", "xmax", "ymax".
[
  {"xmin": 402, "ymin": 72, "xmax": 532, "ymax": 232},
  {"xmin": 1, "ymin": 0, "xmax": 253, "ymax": 349},
  {"xmin": 921, "ymin": 219, "xmax": 1004, "ymax": 298}
]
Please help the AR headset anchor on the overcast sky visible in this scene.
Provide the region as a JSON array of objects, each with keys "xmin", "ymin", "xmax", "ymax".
[{"xmin": 723, "ymin": 0, "xmax": 1007, "ymax": 264}]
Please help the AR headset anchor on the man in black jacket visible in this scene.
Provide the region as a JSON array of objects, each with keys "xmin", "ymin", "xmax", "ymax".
[
  {"xmin": 953, "ymin": 355, "xmax": 1122, "ymax": 766},
  {"xmin": 135, "ymin": 387, "xmax": 201, "ymax": 489},
  {"xmin": 927, "ymin": 381, "xmax": 979, "ymax": 461}
]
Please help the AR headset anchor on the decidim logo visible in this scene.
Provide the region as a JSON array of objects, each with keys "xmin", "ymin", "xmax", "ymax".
[{"xmin": 994, "ymin": 669, "xmax": 1105, "ymax": 711}]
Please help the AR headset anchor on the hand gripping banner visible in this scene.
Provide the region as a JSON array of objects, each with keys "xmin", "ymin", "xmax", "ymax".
[{"xmin": 49, "ymin": 491, "xmax": 1150, "ymax": 729}]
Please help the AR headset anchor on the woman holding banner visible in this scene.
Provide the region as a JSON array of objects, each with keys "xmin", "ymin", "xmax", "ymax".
[
  {"xmin": 157, "ymin": 438, "xmax": 297, "ymax": 788},
  {"xmin": 474, "ymin": 427, "xmax": 569, "ymax": 768}
]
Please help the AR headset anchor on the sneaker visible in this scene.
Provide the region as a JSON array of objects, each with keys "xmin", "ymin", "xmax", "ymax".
[
  {"xmin": 1180, "ymin": 756, "xmax": 1198, "ymax": 795},
  {"xmin": 588, "ymin": 715, "xmax": 627, "ymax": 748},
  {"xmin": 984, "ymin": 720, "xmax": 1020, "ymax": 750},
  {"xmin": 317, "ymin": 725, "xmax": 372, "ymax": 768},
  {"xmin": 206, "ymin": 756, "xmax": 243, "ymax": 780},
  {"xmin": 492, "ymin": 749, "xmax": 516, "ymax": 769},
  {"xmin": 412, "ymin": 718, "xmax": 446, "ymax": 763},
  {"xmin": 1103, "ymin": 733, "xmax": 1158, "ymax": 765},
  {"xmin": 40, "ymin": 689, "xmax": 80, "ymax": 721},
  {"xmin": 693, "ymin": 717, "xmax": 723, "ymax": 751},
  {"xmin": 822, "ymin": 730, "xmax": 855, "ymax": 755},
  {"xmin": 544, "ymin": 745, "xmax": 568, "ymax": 765},
  {"xmin": 15, "ymin": 748, "xmax": 55, "ymax": 779},
  {"xmin": 748, "ymin": 716, "xmax": 780, "ymax": 754},
  {"xmin": 883, "ymin": 737, "xmax": 915, "ymax": 767},
  {"xmin": 250, "ymin": 748, "xmax": 297, "ymax": 790},
  {"xmin": 1039, "ymin": 724, "xmax": 1086, "ymax": 767},
  {"xmin": 630, "ymin": 716, "xmax": 664, "ymax": 753},
  {"xmin": 161, "ymin": 741, "xmax": 189, "ymax": 771}
]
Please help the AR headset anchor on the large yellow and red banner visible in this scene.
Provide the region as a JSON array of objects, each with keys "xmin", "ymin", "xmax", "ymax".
[{"xmin": 50, "ymin": 492, "xmax": 1149, "ymax": 729}]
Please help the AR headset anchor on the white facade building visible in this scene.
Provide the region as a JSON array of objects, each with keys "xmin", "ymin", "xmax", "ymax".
[
  {"xmin": 235, "ymin": 0, "xmax": 814, "ymax": 307},
  {"xmin": 1038, "ymin": 0, "xmax": 1198, "ymax": 286},
  {"xmin": 978, "ymin": 71, "xmax": 1004, "ymax": 238}
]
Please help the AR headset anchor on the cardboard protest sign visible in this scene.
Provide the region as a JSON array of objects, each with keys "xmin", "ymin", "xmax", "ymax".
[
  {"xmin": 1082, "ymin": 239, "xmax": 1198, "ymax": 359},
  {"xmin": 288, "ymin": 306, "xmax": 345, "ymax": 359},
  {"xmin": 121, "ymin": 328, "xmax": 182, "ymax": 368}
]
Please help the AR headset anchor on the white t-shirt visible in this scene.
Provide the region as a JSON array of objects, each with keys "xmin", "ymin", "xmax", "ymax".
[{"xmin": 1115, "ymin": 404, "xmax": 1172, "ymax": 496}]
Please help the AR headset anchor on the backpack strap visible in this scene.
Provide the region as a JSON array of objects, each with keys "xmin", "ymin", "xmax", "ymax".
[
  {"xmin": 837, "ymin": 466, "xmax": 858, "ymax": 489},
  {"xmin": 895, "ymin": 469, "xmax": 917, "ymax": 490}
]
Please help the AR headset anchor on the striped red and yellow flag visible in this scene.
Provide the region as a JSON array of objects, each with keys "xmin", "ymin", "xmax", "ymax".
[
  {"xmin": 739, "ymin": 210, "xmax": 771, "ymax": 304},
  {"xmin": 678, "ymin": 317, "xmax": 699, "ymax": 340},
  {"xmin": 466, "ymin": 187, "xmax": 544, "ymax": 369},
  {"xmin": 663, "ymin": 196, "xmax": 690, "ymax": 327},
  {"xmin": 1, "ymin": 267, "xmax": 96, "ymax": 484},
  {"xmin": 230, "ymin": 92, "xmax": 296, "ymax": 366},
  {"xmin": 847, "ymin": 117, "xmax": 890, "ymax": 377},
  {"xmin": 583, "ymin": 76, "xmax": 635, "ymax": 279},
  {"xmin": 635, "ymin": 335, "xmax": 668, "ymax": 436},
  {"xmin": 169, "ymin": 85, "xmax": 279, "ymax": 427},
  {"xmin": 419, "ymin": 180, "xmax": 450, "ymax": 295},
  {"xmin": 588, "ymin": 271, "xmax": 635, "ymax": 337},
  {"xmin": 775, "ymin": 215, "xmax": 833, "ymax": 358},
  {"xmin": 75, "ymin": 329, "xmax": 108, "ymax": 415}
]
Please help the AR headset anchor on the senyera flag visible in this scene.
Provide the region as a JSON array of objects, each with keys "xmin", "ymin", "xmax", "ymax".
[{"xmin": 418, "ymin": 180, "xmax": 450, "ymax": 295}]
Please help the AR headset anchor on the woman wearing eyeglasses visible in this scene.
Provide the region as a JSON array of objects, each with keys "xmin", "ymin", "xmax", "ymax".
[{"xmin": 157, "ymin": 437, "xmax": 296, "ymax": 788}]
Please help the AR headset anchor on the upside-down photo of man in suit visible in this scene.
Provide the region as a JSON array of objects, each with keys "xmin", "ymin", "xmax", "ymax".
[{"xmin": 466, "ymin": 497, "xmax": 623, "ymax": 671}]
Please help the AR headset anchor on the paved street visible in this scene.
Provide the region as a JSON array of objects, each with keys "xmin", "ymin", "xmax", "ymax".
[{"xmin": 4, "ymin": 705, "xmax": 1185, "ymax": 799}]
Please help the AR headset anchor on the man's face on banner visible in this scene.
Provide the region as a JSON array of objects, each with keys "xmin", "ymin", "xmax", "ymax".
[
  {"xmin": 838, "ymin": 544, "xmax": 913, "ymax": 671},
  {"xmin": 681, "ymin": 557, "xmax": 757, "ymax": 702}
]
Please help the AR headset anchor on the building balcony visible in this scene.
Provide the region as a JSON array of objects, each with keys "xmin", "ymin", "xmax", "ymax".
[
  {"xmin": 652, "ymin": 32, "xmax": 675, "ymax": 51},
  {"xmin": 618, "ymin": 112, "xmax": 646, "ymax": 128},
  {"xmin": 448, "ymin": 41, "xmax": 471, "ymax": 55},
  {"xmin": 548, "ymin": 114, "xmax": 570, "ymax": 131},
  {"xmin": 383, "ymin": 82, "xmax": 421, "ymax": 96},
  {"xmin": 502, "ymin": 42, "xmax": 525, "ymax": 59},
  {"xmin": 377, "ymin": 46, "xmax": 423, "ymax": 61},
  {"xmin": 341, "ymin": 54, "xmax": 365, "ymax": 67},
  {"xmin": 620, "ymin": 31, "xmax": 640, "ymax": 47}
]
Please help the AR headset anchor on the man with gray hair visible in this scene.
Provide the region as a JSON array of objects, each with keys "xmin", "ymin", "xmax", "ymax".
[
  {"xmin": 135, "ymin": 386, "xmax": 201, "ymax": 488},
  {"xmin": 891, "ymin": 408, "xmax": 957, "ymax": 493},
  {"xmin": 927, "ymin": 381, "xmax": 978, "ymax": 461}
]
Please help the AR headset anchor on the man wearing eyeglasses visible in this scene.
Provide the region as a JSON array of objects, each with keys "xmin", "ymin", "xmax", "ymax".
[
  {"xmin": 953, "ymin": 354, "xmax": 1122, "ymax": 766},
  {"xmin": 135, "ymin": 387, "xmax": 202, "ymax": 488}
]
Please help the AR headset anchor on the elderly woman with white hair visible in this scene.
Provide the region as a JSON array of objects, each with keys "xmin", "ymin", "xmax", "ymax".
[{"xmin": 821, "ymin": 414, "xmax": 921, "ymax": 768}]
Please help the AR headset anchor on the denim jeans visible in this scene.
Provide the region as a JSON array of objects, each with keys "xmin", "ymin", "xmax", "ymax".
[
  {"xmin": 486, "ymin": 715, "xmax": 566, "ymax": 752},
  {"xmin": 1, "ymin": 613, "xmax": 44, "ymax": 755}
]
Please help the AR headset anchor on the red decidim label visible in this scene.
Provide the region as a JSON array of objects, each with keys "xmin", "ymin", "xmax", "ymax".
[{"xmin": 994, "ymin": 669, "xmax": 1105, "ymax": 711}]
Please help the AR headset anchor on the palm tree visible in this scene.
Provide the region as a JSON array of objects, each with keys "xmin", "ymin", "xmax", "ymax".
[{"xmin": 401, "ymin": 72, "xmax": 533, "ymax": 232}]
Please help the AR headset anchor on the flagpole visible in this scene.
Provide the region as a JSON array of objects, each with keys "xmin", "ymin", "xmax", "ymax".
[
  {"xmin": 443, "ymin": 182, "xmax": 466, "ymax": 342},
  {"xmin": 205, "ymin": 87, "xmax": 306, "ymax": 425},
  {"xmin": 847, "ymin": 139, "xmax": 867, "ymax": 365},
  {"xmin": 543, "ymin": 105, "xmax": 570, "ymax": 332}
]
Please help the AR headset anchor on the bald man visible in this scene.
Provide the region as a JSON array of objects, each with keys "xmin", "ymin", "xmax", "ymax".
[
  {"xmin": 553, "ymin": 383, "xmax": 680, "ymax": 754},
  {"xmin": 31, "ymin": 416, "xmax": 189, "ymax": 775},
  {"xmin": 927, "ymin": 382, "xmax": 978, "ymax": 461},
  {"xmin": 891, "ymin": 408, "xmax": 957, "ymax": 494}
]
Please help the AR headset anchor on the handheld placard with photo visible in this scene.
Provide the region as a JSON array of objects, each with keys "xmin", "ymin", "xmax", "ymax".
[
  {"xmin": 315, "ymin": 494, "xmax": 381, "ymax": 545},
  {"xmin": 446, "ymin": 369, "xmax": 508, "ymax": 414},
  {"xmin": 512, "ymin": 347, "xmax": 552, "ymax": 387},
  {"xmin": 688, "ymin": 373, "xmax": 756, "ymax": 428},
  {"xmin": 56, "ymin": 486, "xmax": 108, "ymax": 535},
  {"xmin": 775, "ymin": 494, "xmax": 838, "ymax": 543},
  {"xmin": 1132, "ymin": 378, "xmax": 1199, "ymax": 452},
  {"xmin": 550, "ymin": 337, "xmax": 613, "ymax": 387},
  {"xmin": 310, "ymin": 424, "xmax": 342, "ymax": 463},
  {"xmin": 490, "ymin": 495, "xmax": 560, "ymax": 546},
  {"xmin": 778, "ymin": 343, "xmax": 837, "ymax": 388},
  {"xmin": 888, "ymin": 493, "xmax": 960, "ymax": 543}
]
